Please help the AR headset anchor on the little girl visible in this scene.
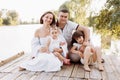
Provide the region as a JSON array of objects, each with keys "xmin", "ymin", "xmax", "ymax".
[
  {"xmin": 70, "ymin": 31, "xmax": 104, "ymax": 71},
  {"xmin": 47, "ymin": 26, "xmax": 70, "ymax": 64}
]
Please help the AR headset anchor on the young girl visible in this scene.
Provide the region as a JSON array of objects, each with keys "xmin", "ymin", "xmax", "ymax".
[
  {"xmin": 70, "ymin": 31, "xmax": 104, "ymax": 71},
  {"xmin": 47, "ymin": 26, "xmax": 70, "ymax": 64}
]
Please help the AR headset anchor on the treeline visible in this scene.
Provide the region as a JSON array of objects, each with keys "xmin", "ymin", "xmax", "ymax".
[
  {"xmin": 0, "ymin": 9, "xmax": 19, "ymax": 25},
  {"xmin": 58, "ymin": 0, "xmax": 120, "ymax": 48},
  {"xmin": 0, "ymin": 9, "xmax": 38, "ymax": 26}
]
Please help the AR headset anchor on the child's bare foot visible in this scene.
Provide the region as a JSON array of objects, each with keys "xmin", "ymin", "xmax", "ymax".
[
  {"xmin": 19, "ymin": 67, "xmax": 26, "ymax": 71},
  {"xmin": 63, "ymin": 59, "xmax": 70, "ymax": 65},
  {"xmin": 84, "ymin": 65, "xmax": 91, "ymax": 72},
  {"xmin": 98, "ymin": 63, "xmax": 104, "ymax": 71}
]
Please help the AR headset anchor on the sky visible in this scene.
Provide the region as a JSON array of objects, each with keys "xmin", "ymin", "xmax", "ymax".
[
  {"xmin": 0, "ymin": 0, "xmax": 106, "ymax": 22},
  {"xmin": 0, "ymin": 0, "xmax": 68, "ymax": 21}
]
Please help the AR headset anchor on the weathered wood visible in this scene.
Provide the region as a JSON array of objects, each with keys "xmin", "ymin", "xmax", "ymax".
[
  {"xmin": 0, "ymin": 51, "xmax": 24, "ymax": 67},
  {"xmin": 0, "ymin": 53, "xmax": 120, "ymax": 80},
  {"xmin": 71, "ymin": 64, "xmax": 85, "ymax": 78}
]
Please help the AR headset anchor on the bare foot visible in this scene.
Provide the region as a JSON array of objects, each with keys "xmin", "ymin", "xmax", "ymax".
[
  {"xmin": 63, "ymin": 59, "xmax": 70, "ymax": 65},
  {"xmin": 84, "ymin": 65, "xmax": 91, "ymax": 72},
  {"xmin": 19, "ymin": 67, "xmax": 26, "ymax": 71}
]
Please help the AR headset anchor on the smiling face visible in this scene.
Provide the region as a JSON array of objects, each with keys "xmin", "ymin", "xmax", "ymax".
[
  {"xmin": 58, "ymin": 12, "xmax": 68, "ymax": 25},
  {"xmin": 40, "ymin": 11, "xmax": 55, "ymax": 26},
  {"xmin": 42, "ymin": 13, "xmax": 53, "ymax": 25},
  {"xmin": 75, "ymin": 36, "xmax": 84, "ymax": 44}
]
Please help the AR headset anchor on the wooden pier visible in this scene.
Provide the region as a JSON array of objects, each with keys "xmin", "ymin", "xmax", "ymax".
[{"xmin": 0, "ymin": 52, "xmax": 120, "ymax": 80}]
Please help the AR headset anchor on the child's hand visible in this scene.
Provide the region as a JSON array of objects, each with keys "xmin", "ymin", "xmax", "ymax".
[
  {"xmin": 60, "ymin": 42, "xmax": 66, "ymax": 46},
  {"xmin": 53, "ymin": 48, "xmax": 63, "ymax": 53},
  {"xmin": 39, "ymin": 46, "xmax": 48, "ymax": 53}
]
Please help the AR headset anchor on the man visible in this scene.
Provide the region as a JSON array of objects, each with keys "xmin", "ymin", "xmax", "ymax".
[
  {"xmin": 56, "ymin": 8, "xmax": 90, "ymax": 63},
  {"xmin": 56, "ymin": 8, "xmax": 104, "ymax": 63}
]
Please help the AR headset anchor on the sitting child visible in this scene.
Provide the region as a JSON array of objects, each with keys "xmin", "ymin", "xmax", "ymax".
[
  {"xmin": 47, "ymin": 26, "xmax": 70, "ymax": 65},
  {"xmin": 70, "ymin": 31, "xmax": 104, "ymax": 71}
]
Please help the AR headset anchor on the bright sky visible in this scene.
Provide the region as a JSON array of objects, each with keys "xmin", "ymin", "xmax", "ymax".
[
  {"xmin": 0, "ymin": 0, "xmax": 106, "ymax": 21},
  {"xmin": 0, "ymin": 0, "xmax": 68, "ymax": 21}
]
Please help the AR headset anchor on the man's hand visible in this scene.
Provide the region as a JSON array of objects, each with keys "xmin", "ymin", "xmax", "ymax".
[{"xmin": 83, "ymin": 41, "xmax": 90, "ymax": 46}]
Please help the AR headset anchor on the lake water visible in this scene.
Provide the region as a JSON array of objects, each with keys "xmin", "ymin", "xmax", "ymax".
[
  {"xmin": 0, "ymin": 24, "xmax": 40, "ymax": 60},
  {"xmin": 0, "ymin": 24, "xmax": 119, "ymax": 61}
]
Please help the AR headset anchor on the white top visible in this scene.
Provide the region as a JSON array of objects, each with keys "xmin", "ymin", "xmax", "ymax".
[
  {"xmin": 73, "ymin": 43, "xmax": 82, "ymax": 50},
  {"xmin": 59, "ymin": 21, "xmax": 78, "ymax": 46},
  {"xmin": 49, "ymin": 35, "xmax": 68, "ymax": 57}
]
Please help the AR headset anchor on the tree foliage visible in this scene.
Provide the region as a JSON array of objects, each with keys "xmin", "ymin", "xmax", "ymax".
[
  {"xmin": 59, "ymin": 0, "xmax": 91, "ymax": 26},
  {"xmin": 0, "ymin": 9, "xmax": 19, "ymax": 25},
  {"xmin": 90, "ymin": 0, "xmax": 120, "ymax": 39}
]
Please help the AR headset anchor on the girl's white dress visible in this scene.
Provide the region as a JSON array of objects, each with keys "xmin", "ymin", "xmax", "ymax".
[
  {"xmin": 20, "ymin": 36, "xmax": 62, "ymax": 72},
  {"xmin": 49, "ymin": 35, "xmax": 68, "ymax": 58}
]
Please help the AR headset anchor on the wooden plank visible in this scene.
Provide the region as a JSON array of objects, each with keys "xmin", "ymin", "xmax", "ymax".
[
  {"xmin": 0, "ymin": 51, "xmax": 24, "ymax": 67},
  {"xmin": 0, "ymin": 72, "xmax": 22, "ymax": 80},
  {"xmin": 15, "ymin": 72, "xmax": 36, "ymax": 80},
  {"xmin": 29, "ymin": 72, "xmax": 42, "ymax": 80},
  {"xmin": 0, "ymin": 52, "xmax": 28, "ymax": 71},
  {"xmin": 52, "ymin": 76, "xmax": 69, "ymax": 80},
  {"xmin": 109, "ymin": 55, "xmax": 120, "ymax": 80},
  {"xmin": 1, "ymin": 52, "xmax": 120, "ymax": 80},
  {"xmin": 55, "ymin": 64, "xmax": 74, "ymax": 77},
  {"xmin": 69, "ymin": 77, "xmax": 84, "ymax": 80},
  {"xmin": 104, "ymin": 55, "xmax": 117, "ymax": 80},
  {"xmin": 71, "ymin": 64, "xmax": 85, "ymax": 78},
  {"xmin": 101, "ymin": 55, "xmax": 108, "ymax": 80},
  {"xmin": 90, "ymin": 65, "xmax": 102, "ymax": 80},
  {"xmin": 32, "ymin": 72, "xmax": 55, "ymax": 80},
  {"xmin": 0, "ymin": 72, "xmax": 10, "ymax": 79},
  {"xmin": 1, "ymin": 54, "xmax": 30, "ymax": 72}
]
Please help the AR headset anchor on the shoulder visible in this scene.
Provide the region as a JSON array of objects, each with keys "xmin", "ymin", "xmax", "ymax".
[
  {"xmin": 34, "ymin": 28, "xmax": 41, "ymax": 37},
  {"xmin": 77, "ymin": 25, "xmax": 89, "ymax": 31},
  {"xmin": 67, "ymin": 21, "xmax": 78, "ymax": 29}
]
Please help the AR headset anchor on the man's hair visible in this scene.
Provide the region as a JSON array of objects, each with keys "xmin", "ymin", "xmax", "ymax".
[{"xmin": 59, "ymin": 8, "xmax": 69, "ymax": 13}]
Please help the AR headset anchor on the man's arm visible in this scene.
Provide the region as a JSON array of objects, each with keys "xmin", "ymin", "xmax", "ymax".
[{"xmin": 77, "ymin": 25, "xmax": 90, "ymax": 42}]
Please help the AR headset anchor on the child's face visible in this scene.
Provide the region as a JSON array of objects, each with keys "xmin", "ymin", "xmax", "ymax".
[
  {"xmin": 50, "ymin": 29, "xmax": 58, "ymax": 39},
  {"xmin": 75, "ymin": 36, "xmax": 84, "ymax": 44}
]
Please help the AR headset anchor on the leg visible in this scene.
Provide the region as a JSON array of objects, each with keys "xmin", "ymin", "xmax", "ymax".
[
  {"xmin": 95, "ymin": 47, "xmax": 104, "ymax": 71},
  {"xmin": 83, "ymin": 46, "xmax": 91, "ymax": 72},
  {"xmin": 54, "ymin": 52, "xmax": 70, "ymax": 65},
  {"xmin": 19, "ymin": 67, "xmax": 26, "ymax": 71}
]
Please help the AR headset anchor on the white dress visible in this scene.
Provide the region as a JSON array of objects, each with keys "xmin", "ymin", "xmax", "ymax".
[
  {"xmin": 20, "ymin": 36, "xmax": 62, "ymax": 72},
  {"xmin": 49, "ymin": 35, "xmax": 68, "ymax": 58}
]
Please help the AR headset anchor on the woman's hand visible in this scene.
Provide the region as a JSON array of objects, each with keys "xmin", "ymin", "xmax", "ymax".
[
  {"xmin": 39, "ymin": 46, "xmax": 48, "ymax": 53},
  {"xmin": 53, "ymin": 48, "xmax": 63, "ymax": 53}
]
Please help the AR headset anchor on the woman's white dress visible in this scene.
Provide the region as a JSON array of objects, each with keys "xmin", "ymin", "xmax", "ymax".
[{"xmin": 20, "ymin": 36, "xmax": 62, "ymax": 72}]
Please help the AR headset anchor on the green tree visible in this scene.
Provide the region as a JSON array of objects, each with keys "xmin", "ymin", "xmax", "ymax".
[
  {"xmin": 90, "ymin": 0, "xmax": 120, "ymax": 39},
  {"xmin": 6, "ymin": 10, "xmax": 19, "ymax": 25},
  {"xmin": 2, "ymin": 17, "xmax": 12, "ymax": 25},
  {"xmin": 59, "ymin": 0, "xmax": 91, "ymax": 26}
]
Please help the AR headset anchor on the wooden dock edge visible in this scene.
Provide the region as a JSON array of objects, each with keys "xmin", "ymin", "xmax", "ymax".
[{"xmin": 0, "ymin": 51, "xmax": 24, "ymax": 67}]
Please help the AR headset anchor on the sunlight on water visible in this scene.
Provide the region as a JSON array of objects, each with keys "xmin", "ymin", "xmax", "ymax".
[{"xmin": 0, "ymin": 24, "xmax": 40, "ymax": 60}]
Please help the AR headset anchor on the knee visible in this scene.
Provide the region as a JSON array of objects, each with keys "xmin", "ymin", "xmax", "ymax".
[{"xmin": 68, "ymin": 53, "xmax": 80, "ymax": 63}]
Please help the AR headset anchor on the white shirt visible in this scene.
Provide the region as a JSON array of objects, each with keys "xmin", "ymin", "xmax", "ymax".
[{"xmin": 59, "ymin": 21, "xmax": 78, "ymax": 46}]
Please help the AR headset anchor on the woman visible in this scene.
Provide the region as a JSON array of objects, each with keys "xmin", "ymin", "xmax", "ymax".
[{"xmin": 19, "ymin": 11, "xmax": 62, "ymax": 72}]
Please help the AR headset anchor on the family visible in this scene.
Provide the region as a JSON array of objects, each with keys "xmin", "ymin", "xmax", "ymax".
[{"xmin": 19, "ymin": 8, "xmax": 104, "ymax": 72}]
